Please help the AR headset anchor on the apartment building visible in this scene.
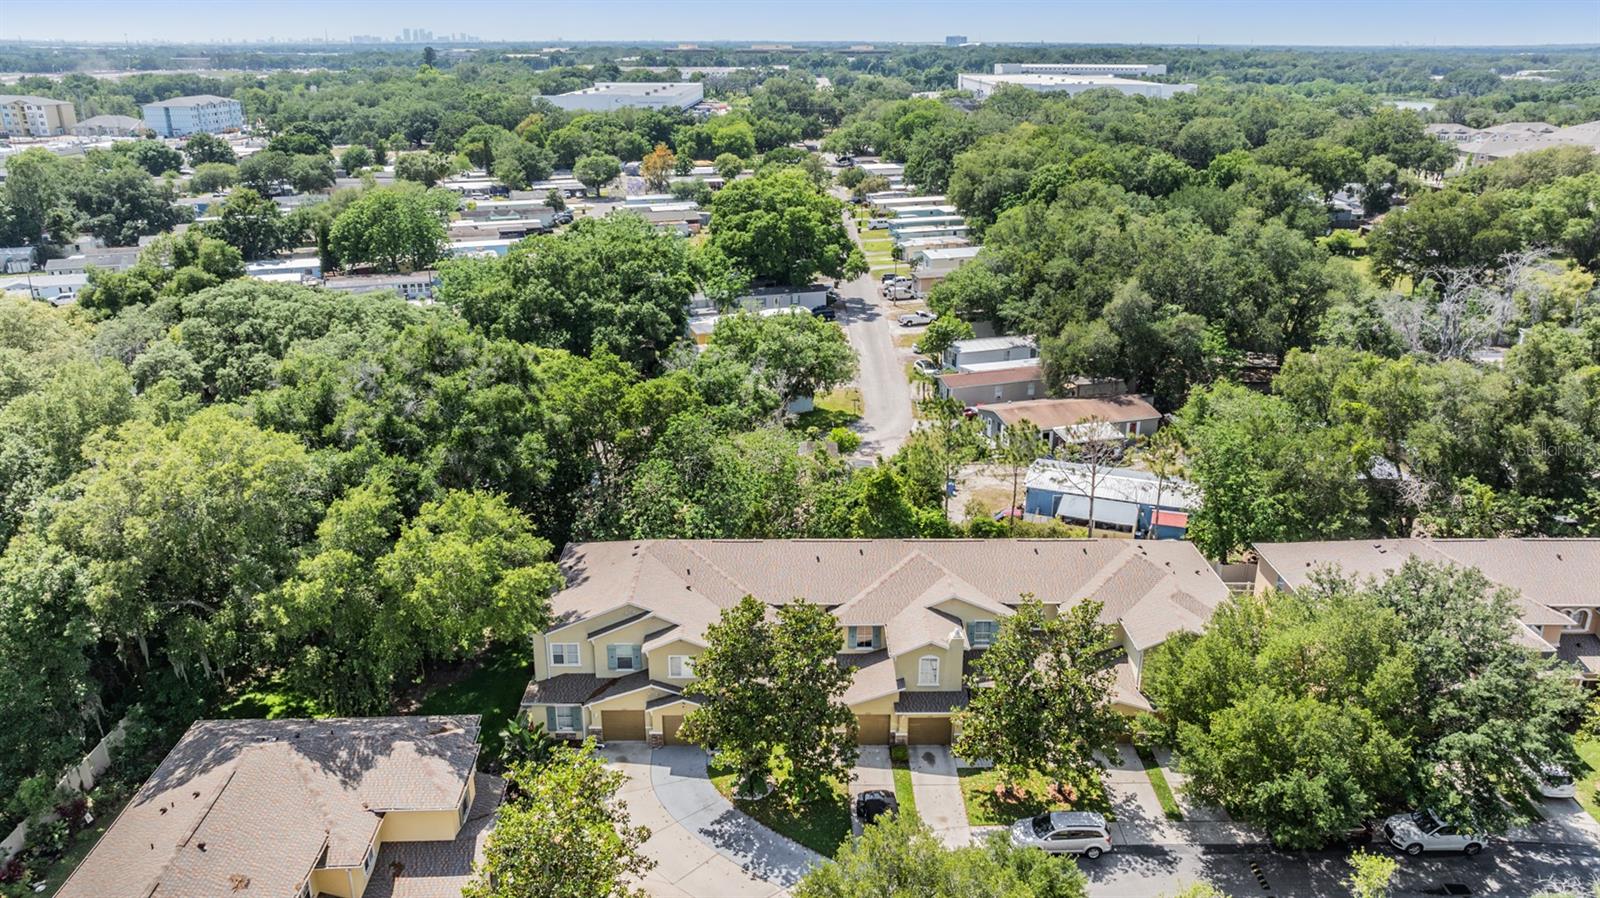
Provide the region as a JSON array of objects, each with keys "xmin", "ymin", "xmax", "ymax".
[
  {"xmin": 0, "ymin": 94, "xmax": 77, "ymax": 136},
  {"xmin": 521, "ymin": 539, "xmax": 1230, "ymax": 746},
  {"xmin": 57, "ymin": 716, "xmax": 500, "ymax": 898},
  {"xmin": 141, "ymin": 94, "xmax": 244, "ymax": 136}
]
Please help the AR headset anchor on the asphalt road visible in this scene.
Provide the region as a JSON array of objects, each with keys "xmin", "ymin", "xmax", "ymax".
[
  {"xmin": 838, "ymin": 209, "xmax": 915, "ymax": 459},
  {"xmin": 1081, "ymin": 841, "xmax": 1600, "ymax": 897}
]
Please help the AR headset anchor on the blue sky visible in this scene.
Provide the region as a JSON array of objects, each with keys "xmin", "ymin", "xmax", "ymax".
[{"xmin": 3, "ymin": 0, "xmax": 1597, "ymax": 46}]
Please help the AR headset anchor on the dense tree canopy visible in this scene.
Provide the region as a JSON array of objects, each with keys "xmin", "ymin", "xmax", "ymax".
[{"xmin": 710, "ymin": 167, "xmax": 861, "ymax": 286}]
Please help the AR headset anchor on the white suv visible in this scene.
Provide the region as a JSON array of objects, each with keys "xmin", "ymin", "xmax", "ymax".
[
  {"xmin": 1010, "ymin": 811, "xmax": 1112, "ymax": 859},
  {"xmin": 1383, "ymin": 809, "xmax": 1486, "ymax": 856}
]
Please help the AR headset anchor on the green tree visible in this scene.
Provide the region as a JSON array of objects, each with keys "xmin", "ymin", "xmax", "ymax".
[
  {"xmin": 0, "ymin": 148, "xmax": 73, "ymax": 244},
  {"xmin": 574, "ymin": 153, "xmax": 622, "ymax": 197},
  {"xmin": 681, "ymin": 596, "xmax": 858, "ymax": 805},
  {"xmin": 709, "ymin": 167, "xmax": 856, "ymax": 285},
  {"xmin": 203, "ymin": 187, "xmax": 290, "ymax": 260},
  {"xmin": 794, "ymin": 812, "xmax": 1089, "ymax": 898},
  {"xmin": 714, "ymin": 152, "xmax": 744, "ymax": 182},
  {"xmin": 438, "ymin": 213, "xmax": 696, "ymax": 371},
  {"xmin": 955, "ymin": 598, "xmax": 1124, "ymax": 789},
  {"xmin": 114, "ymin": 139, "xmax": 184, "ymax": 176},
  {"xmin": 71, "ymin": 156, "xmax": 189, "ymax": 246},
  {"xmin": 702, "ymin": 311, "xmax": 858, "ymax": 415},
  {"xmin": 545, "ymin": 187, "xmax": 567, "ymax": 212},
  {"xmin": 267, "ymin": 122, "xmax": 333, "ymax": 157},
  {"xmin": 188, "ymin": 161, "xmax": 238, "ymax": 193},
  {"xmin": 339, "ymin": 144, "xmax": 373, "ymax": 174},
  {"xmin": 394, "ymin": 151, "xmax": 457, "ymax": 187},
  {"xmin": 916, "ymin": 315, "xmax": 974, "ymax": 360},
  {"xmin": 466, "ymin": 742, "xmax": 653, "ymax": 898},
  {"xmin": 182, "ymin": 131, "xmax": 236, "ymax": 166},
  {"xmin": 287, "ymin": 153, "xmax": 335, "ymax": 193},
  {"xmin": 1347, "ymin": 850, "xmax": 1399, "ymax": 898},
  {"xmin": 238, "ymin": 149, "xmax": 292, "ymax": 194},
  {"xmin": 329, "ymin": 184, "xmax": 447, "ymax": 272},
  {"xmin": 491, "ymin": 140, "xmax": 554, "ymax": 190}
]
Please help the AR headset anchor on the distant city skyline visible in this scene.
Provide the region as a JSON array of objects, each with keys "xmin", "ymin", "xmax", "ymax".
[{"xmin": 3, "ymin": 0, "xmax": 1598, "ymax": 47}]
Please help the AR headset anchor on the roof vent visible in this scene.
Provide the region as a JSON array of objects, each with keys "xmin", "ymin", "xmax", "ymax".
[{"xmin": 198, "ymin": 842, "xmax": 207, "ymax": 852}]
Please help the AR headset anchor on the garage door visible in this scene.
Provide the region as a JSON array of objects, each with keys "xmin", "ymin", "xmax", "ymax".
[
  {"xmin": 906, "ymin": 716, "xmax": 952, "ymax": 745},
  {"xmin": 602, "ymin": 710, "xmax": 646, "ymax": 742},
  {"xmin": 856, "ymin": 714, "xmax": 891, "ymax": 745},
  {"xmin": 660, "ymin": 715, "xmax": 686, "ymax": 745}
]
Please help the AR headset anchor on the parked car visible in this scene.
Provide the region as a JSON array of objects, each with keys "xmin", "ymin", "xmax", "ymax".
[
  {"xmin": 880, "ymin": 273, "xmax": 904, "ymax": 283},
  {"xmin": 1383, "ymin": 810, "xmax": 1486, "ymax": 856},
  {"xmin": 1536, "ymin": 763, "xmax": 1577, "ymax": 799},
  {"xmin": 855, "ymin": 790, "xmax": 898, "ymax": 826},
  {"xmin": 913, "ymin": 358, "xmax": 940, "ymax": 376},
  {"xmin": 884, "ymin": 285, "xmax": 916, "ymax": 302},
  {"xmin": 867, "ymin": 218, "xmax": 891, "ymax": 230},
  {"xmin": 898, "ymin": 310, "xmax": 937, "ymax": 326},
  {"xmin": 812, "ymin": 306, "xmax": 837, "ymax": 321},
  {"xmin": 1010, "ymin": 811, "xmax": 1112, "ymax": 859}
]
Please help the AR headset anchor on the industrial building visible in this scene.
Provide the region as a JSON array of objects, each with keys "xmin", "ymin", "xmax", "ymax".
[
  {"xmin": 544, "ymin": 81, "xmax": 705, "ymax": 112},
  {"xmin": 957, "ymin": 72, "xmax": 1195, "ymax": 101},
  {"xmin": 0, "ymin": 94, "xmax": 77, "ymax": 136},
  {"xmin": 993, "ymin": 62, "xmax": 1168, "ymax": 76},
  {"xmin": 141, "ymin": 94, "xmax": 244, "ymax": 137}
]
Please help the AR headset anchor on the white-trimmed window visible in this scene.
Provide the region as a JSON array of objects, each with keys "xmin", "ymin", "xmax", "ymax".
[
  {"xmin": 458, "ymin": 785, "xmax": 471, "ymax": 823},
  {"xmin": 363, "ymin": 844, "xmax": 376, "ymax": 875},
  {"xmin": 1565, "ymin": 609, "xmax": 1592, "ymax": 633},
  {"xmin": 918, "ymin": 655, "xmax": 941, "ymax": 687},
  {"xmin": 549, "ymin": 705, "xmax": 582, "ymax": 733},
  {"xmin": 608, "ymin": 644, "xmax": 643, "ymax": 671},
  {"xmin": 968, "ymin": 620, "xmax": 998, "ymax": 648},
  {"xmin": 668, "ymin": 655, "xmax": 696, "ymax": 679},
  {"xmin": 549, "ymin": 642, "xmax": 579, "ymax": 667},
  {"xmin": 851, "ymin": 626, "xmax": 879, "ymax": 650}
]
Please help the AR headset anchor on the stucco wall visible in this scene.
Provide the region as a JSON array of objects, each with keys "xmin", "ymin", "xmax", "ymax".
[{"xmin": 894, "ymin": 642, "xmax": 963, "ymax": 692}]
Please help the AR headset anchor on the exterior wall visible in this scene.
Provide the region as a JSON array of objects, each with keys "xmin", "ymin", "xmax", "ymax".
[
  {"xmin": 586, "ymin": 687, "xmax": 651, "ymax": 713},
  {"xmin": 1254, "ymin": 558, "xmax": 1285, "ymax": 595},
  {"xmin": 894, "ymin": 643, "xmax": 963, "ymax": 692},
  {"xmin": 0, "ymin": 99, "xmax": 76, "ymax": 136},
  {"xmin": 589, "ymin": 617, "xmax": 661, "ymax": 679},
  {"xmin": 379, "ymin": 806, "xmax": 465, "ymax": 843},
  {"xmin": 645, "ymin": 638, "xmax": 703, "ymax": 686},
  {"xmin": 840, "ymin": 625, "xmax": 886, "ymax": 653},
  {"xmin": 849, "ymin": 694, "xmax": 898, "ymax": 716},
  {"xmin": 946, "ymin": 343, "xmax": 1037, "ymax": 369},
  {"xmin": 939, "ymin": 378, "xmax": 1041, "ymax": 407},
  {"xmin": 311, "ymin": 862, "xmax": 371, "ymax": 898},
  {"xmin": 527, "ymin": 703, "xmax": 592, "ymax": 737},
  {"xmin": 537, "ymin": 606, "xmax": 647, "ymax": 677},
  {"xmin": 141, "ymin": 98, "xmax": 244, "ymax": 137}
]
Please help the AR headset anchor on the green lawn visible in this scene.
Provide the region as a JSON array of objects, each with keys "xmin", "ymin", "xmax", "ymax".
[
  {"xmin": 793, "ymin": 386, "xmax": 864, "ymax": 433},
  {"xmin": 413, "ymin": 642, "xmax": 535, "ymax": 763},
  {"xmin": 890, "ymin": 745, "xmax": 919, "ymax": 820},
  {"xmin": 709, "ymin": 762, "xmax": 852, "ymax": 856},
  {"xmin": 218, "ymin": 672, "xmax": 327, "ymax": 720},
  {"xmin": 958, "ymin": 767, "xmax": 1113, "ymax": 827},
  {"xmin": 1134, "ymin": 745, "xmax": 1184, "ymax": 821},
  {"xmin": 1575, "ymin": 736, "xmax": 1600, "ymax": 826}
]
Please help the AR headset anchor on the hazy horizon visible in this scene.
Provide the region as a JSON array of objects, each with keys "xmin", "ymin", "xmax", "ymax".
[{"xmin": 3, "ymin": 0, "xmax": 1597, "ymax": 48}]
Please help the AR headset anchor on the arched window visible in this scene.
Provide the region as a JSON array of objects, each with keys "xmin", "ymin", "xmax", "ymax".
[{"xmin": 1564, "ymin": 609, "xmax": 1592, "ymax": 633}]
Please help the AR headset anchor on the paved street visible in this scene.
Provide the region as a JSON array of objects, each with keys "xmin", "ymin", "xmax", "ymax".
[{"xmin": 838, "ymin": 208, "xmax": 916, "ymax": 459}]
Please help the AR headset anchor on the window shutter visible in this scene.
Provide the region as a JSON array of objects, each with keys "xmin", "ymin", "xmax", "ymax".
[
  {"xmin": 545, "ymin": 706, "xmax": 557, "ymax": 732},
  {"xmin": 872, "ymin": 626, "xmax": 882, "ymax": 648},
  {"xmin": 606, "ymin": 644, "xmax": 618, "ymax": 670},
  {"xmin": 847, "ymin": 626, "xmax": 857, "ymax": 647},
  {"xmin": 631, "ymin": 645, "xmax": 644, "ymax": 670}
]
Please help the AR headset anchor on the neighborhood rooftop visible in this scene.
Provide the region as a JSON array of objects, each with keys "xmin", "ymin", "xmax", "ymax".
[
  {"xmin": 977, "ymin": 395, "xmax": 1161, "ymax": 428},
  {"xmin": 142, "ymin": 94, "xmax": 236, "ymax": 107},
  {"xmin": 57, "ymin": 716, "xmax": 485, "ymax": 898}
]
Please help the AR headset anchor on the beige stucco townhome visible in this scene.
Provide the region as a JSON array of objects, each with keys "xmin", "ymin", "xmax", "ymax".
[{"xmin": 520, "ymin": 539, "xmax": 1232, "ymax": 746}]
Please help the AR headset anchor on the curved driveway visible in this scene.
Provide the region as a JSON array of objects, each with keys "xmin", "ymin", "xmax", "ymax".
[{"xmin": 605, "ymin": 744, "xmax": 823, "ymax": 898}]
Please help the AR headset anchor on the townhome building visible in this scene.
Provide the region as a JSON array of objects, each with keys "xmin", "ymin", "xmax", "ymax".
[
  {"xmin": 520, "ymin": 539, "xmax": 1230, "ymax": 747},
  {"xmin": 1252, "ymin": 539, "xmax": 1600, "ymax": 681},
  {"xmin": 57, "ymin": 716, "xmax": 500, "ymax": 898}
]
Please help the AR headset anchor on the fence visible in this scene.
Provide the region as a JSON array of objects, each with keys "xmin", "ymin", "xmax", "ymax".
[{"xmin": 0, "ymin": 717, "xmax": 129, "ymax": 863}]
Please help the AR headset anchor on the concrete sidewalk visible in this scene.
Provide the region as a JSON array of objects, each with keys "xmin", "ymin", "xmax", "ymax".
[{"xmin": 909, "ymin": 744, "xmax": 972, "ymax": 847}]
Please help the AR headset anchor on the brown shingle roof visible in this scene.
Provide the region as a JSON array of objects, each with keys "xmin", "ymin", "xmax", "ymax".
[
  {"xmin": 977, "ymin": 395, "xmax": 1159, "ymax": 428},
  {"xmin": 57, "ymin": 717, "xmax": 481, "ymax": 898},
  {"xmin": 937, "ymin": 366, "xmax": 1045, "ymax": 389},
  {"xmin": 363, "ymin": 773, "xmax": 504, "ymax": 898}
]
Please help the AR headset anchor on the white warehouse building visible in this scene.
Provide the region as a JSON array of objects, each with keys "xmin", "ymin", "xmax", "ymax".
[
  {"xmin": 993, "ymin": 62, "xmax": 1168, "ymax": 76},
  {"xmin": 544, "ymin": 81, "xmax": 704, "ymax": 112},
  {"xmin": 958, "ymin": 73, "xmax": 1195, "ymax": 101}
]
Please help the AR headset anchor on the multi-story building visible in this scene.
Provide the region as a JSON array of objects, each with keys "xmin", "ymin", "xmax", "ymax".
[
  {"xmin": 0, "ymin": 93, "xmax": 77, "ymax": 136},
  {"xmin": 544, "ymin": 81, "xmax": 705, "ymax": 112},
  {"xmin": 57, "ymin": 716, "xmax": 500, "ymax": 898},
  {"xmin": 141, "ymin": 94, "xmax": 244, "ymax": 137},
  {"xmin": 520, "ymin": 539, "xmax": 1230, "ymax": 746}
]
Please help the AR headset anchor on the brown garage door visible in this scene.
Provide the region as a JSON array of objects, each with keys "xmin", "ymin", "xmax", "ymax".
[
  {"xmin": 906, "ymin": 716, "xmax": 952, "ymax": 745},
  {"xmin": 603, "ymin": 710, "xmax": 646, "ymax": 742},
  {"xmin": 856, "ymin": 714, "xmax": 891, "ymax": 745},
  {"xmin": 660, "ymin": 715, "xmax": 686, "ymax": 745}
]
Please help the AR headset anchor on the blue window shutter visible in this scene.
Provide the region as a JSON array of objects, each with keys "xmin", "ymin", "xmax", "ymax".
[
  {"xmin": 873, "ymin": 627, "xmax": 882, "ymax": 648},
  {"xmin": 545, "ymin": 706, "xmax": 557, "ymax": 732},
  {"xmin": 631, "ymin": 645, "xmax": 644, "ymax": 670},
  {"xmin": 606, "ymin": 644, "xmax": 618, "ymax": 670},
  {"xmin": 847, "ymin": 626, "xmax": 857, "ymax": 647}
]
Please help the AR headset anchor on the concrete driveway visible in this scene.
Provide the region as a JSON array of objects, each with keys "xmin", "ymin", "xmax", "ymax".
[
  {"xmin": 604, "ymin": 743, "xmax": 823, "ymax": 898},
  {"xmin": 850, "ymin": 746, "xmax": 893, "ymax": 835},
  {"xmin": 909, "ymin": 745, "xmax": 972, "ymax": 847}
]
